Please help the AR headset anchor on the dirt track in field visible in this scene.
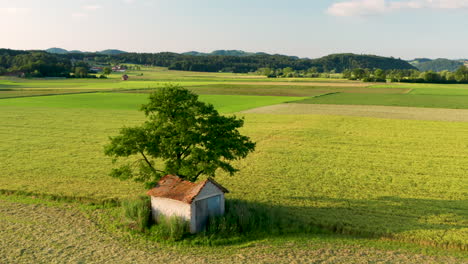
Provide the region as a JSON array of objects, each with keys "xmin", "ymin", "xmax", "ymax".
[{"xmin": 242, "ymin": 103, "xmax": 468, "ymax": 122}]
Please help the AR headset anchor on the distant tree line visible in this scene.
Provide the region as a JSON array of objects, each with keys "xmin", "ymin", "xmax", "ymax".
[
  {"xmin": 0, "ymin": 49, "xmax": 93, "ymax": 78},
  {"xmin": 9, "ymin": 48, "xmax": 468, "ymax": 85},
  {"xmin": 0, "ymin": 49, "xmax": 72, "ymax": 77},
  {"xmin": 1, "ymin": 49, "xmax": 415, "ymax": 77},
  {"xmin": 341, "ymin": 66, "xmax": 468, "ymax": 83},
  {"xmin": 259, "ymin": 65, "xmax": 468, "ymax": 84},
  {"xmin": 56, "ymin": 51, "xmax": 416, "ymax": 74},
  {"xmin": 107, "ymin": 52, "xmax": 416, "ymax": 73}
]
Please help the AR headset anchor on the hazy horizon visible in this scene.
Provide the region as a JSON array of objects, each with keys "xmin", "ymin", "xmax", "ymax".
[{"xmin": 1, "ymin": 0, "xmax": 467, "ymax": 60}]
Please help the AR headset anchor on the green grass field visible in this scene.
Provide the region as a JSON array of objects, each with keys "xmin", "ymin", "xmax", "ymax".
[
  {"xmin": 0, "ymin": 93, "xmax": 304, "ymax": 113},
  {"xmin": 0, "ymin": 196, "xmax": 463, "ymax": 264},
  {"xmin": 296, "ymin": 93, "xmax": 468, "ymax": 109},
  {"xmin": 3, "ymin": 67, "xmax": 467, "ymax": 110},
  {"xmin": 0, "ymin": 92, "xmax": 466, "ymax": 250},
  {"xmin": 1, "ymin": 67, "xmax": 467, "ymax": 262}
]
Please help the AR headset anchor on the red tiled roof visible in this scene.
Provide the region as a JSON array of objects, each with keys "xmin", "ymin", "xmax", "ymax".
[{"xmin": 147, "ymin": 175, "xmax": 229, "ymax": 204}]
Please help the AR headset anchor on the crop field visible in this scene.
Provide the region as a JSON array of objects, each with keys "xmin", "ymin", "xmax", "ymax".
[
  {"xmin": 1, "ymin": 93, "xmax": 467, "ymax": 245},
  {"xmin": 243, "ymin": 103, "xmax": 468, "ymax": 122},
  {"xmin": 2, "ymin": 67, "xmax": 466, "ymax": 110},
  {"xmin": 296, "ymin": 93, "xmax": 468, "ymax": 109},
  {"xmin": 0, "ymin": 93, "xmax": 304, "ymax": 113},
  {"xmin": 1, "ymin": 67, "xmax": 467, "ymax": 262},
  {"xmin": 0, "ymin": 89, "xmax": 100, "ymax": 99}
]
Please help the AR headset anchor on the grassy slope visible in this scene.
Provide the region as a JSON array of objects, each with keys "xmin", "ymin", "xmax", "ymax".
[{"xmin": 0, "ymin": 95, "xmax": 467, "ymax": 248}]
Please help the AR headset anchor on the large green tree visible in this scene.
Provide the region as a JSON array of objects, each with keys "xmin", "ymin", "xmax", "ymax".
[
  {"xmin": 455, "ymin": 65, "xmax": 468, "ymax": 83},
  {"xmin": 103, "ymin": 67, "xmax": 112, "ymax": 76},
  {"xmin": 104, "ymin": 85, "xmax": 256, "ymax": 186}
]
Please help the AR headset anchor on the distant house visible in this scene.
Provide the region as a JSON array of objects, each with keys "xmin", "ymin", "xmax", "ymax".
[
  {"xmin": 121, "ymin": 74, "xmax": 129, "ymax": 81},
  {"xmin": 90, "ymin": 67, "xmax": 103, "ymax": 73},
  {"xmin": 112, "ymin": 65, "xmax": 127, "ymax": 72},
  {"xmin": 147, "ymin": 175, "xmax": 229, "ymax": 233}
]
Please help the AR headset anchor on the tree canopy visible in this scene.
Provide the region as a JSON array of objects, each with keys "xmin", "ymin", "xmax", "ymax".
[{"xmin": 104, "ymin": 85, "xmax": 256, "ymax": 186}]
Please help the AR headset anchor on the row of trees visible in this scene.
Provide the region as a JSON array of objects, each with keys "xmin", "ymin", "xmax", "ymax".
[
  {"xmin": 257, "ymin": 67, "xmax": 341, "ymax": 78},
  {"xmin": 258, "ymin": 65, "xmax": 468, "ymax": 84},
  {"xmin": 343, "ymin": 66, "xmax": 468, "ymax": 83}
]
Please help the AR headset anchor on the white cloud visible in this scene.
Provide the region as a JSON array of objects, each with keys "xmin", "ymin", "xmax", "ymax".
[
  {"xmin": 327, "ymin": 0, "xmax": 468, "ymax": 17},
  {"xmin": 327, "ymin": 0, "xmax": 386, "ymax": 17},
  {"xmin": 83, "ymin": 5, "xmax": 102, "ymax": 11},
  {"xmin": 123, "ymin": 0, "xmax": 136, "ymax": 4}
]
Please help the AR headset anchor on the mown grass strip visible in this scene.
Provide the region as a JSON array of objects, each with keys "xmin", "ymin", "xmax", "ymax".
[{"xmin": 295, "ymin": 93, "xmax": 468, "ymax": 109}]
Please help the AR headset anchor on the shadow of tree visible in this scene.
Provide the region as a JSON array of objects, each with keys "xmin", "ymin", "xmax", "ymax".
[{"xmin": 215, "ymin": 196, "xmax": 467, "ymax": 250}]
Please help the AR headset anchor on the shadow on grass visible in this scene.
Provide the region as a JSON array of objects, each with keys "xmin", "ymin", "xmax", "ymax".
[
  {"xmin": 2, "ymin": 188, "xmax": 465, "ymax": 250},
  {"xmin": 151, "ymin": 195, "xmax": 465, "ymax": 250},
  {"xmin": 265, "ymin": 195, "xmax": 467, "ymax": 250}
]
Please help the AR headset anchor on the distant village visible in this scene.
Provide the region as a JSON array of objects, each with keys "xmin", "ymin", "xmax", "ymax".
[
  {"xmin": 90, "ymin": 65, "xmax": 132, "ymax": 80},
  {"xmin": 90, "ymin": 65, "xmax": 128, "ymax": 73}
]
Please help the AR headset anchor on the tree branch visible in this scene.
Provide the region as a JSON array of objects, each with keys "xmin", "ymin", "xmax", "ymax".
[
  {"xmin": 195, "ymin": 169, "xmax": 204, "ymax": 178},
  {"xmin": 139, "ymin": 150, "xmax": 161, "ymax": 174},
  {"xmin": 180, "ymin": 144, "xmax": 192, "ymax": 159}
]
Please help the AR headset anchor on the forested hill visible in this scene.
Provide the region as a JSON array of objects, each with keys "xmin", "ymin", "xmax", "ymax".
[
  {"xmin": 313, "ymin": 54, "xmax": 416, "ymax": 72},
  {"xmin": 182, "ymin": 50, "xmax": 271, "ymax": 57},
  {"xmin": 45, "ymin": 48, "xmax": 127, "ymax": 55},
  {"xmin": 109, "ymin": 52, "xmax": 415, "ymax": 73},
  {"xmin": 0, "ymin": 49, "xmax": 72, "ymax": 77},
  {"xmin": 409, "ymin": 58, "xmax": 464, "ymax": 72},
  {"xmin": 1, "ymin": 48, "xmax": 416, "ymax": 76}
]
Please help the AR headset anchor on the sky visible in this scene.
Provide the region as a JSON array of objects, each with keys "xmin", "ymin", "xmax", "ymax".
[{"xmin": 1, "ymin": 0, "xmax": 467, "ymax": 59}]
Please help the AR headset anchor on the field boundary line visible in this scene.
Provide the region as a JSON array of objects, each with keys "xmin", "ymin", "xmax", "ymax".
[
  {"xmin": 0, "ymin": 189, "xmax": 120, "ymax": 206},
  {"xmin": 0, "ymin": 90, "xmax": 103, "ymax": 100},
  {"xmin": 285, "ymin": 92, "xmax": 340, "ymax": 103}
]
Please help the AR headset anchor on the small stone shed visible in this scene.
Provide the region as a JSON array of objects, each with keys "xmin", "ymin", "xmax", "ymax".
[{"xmin": 147, "ymin": 175, "xmax": 229, "ymax": 233}]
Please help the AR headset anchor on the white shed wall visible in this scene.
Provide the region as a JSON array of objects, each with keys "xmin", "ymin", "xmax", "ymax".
[
  {"xmin": 150, "ymin": 181, "xmax": 226, "ymax": 233},
  {"xmin": 150, "ymin": 197, "xmax": 191, "ymax": 222}
]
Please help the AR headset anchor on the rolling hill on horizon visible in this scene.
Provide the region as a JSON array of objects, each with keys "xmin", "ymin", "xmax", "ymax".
[
  {"xmin": 43, "ymin": 47, "xmax": 465, "ymax": 72},
  {"xmin": 3, "ymin": 48, "xmax": 418, "ymax": 76},
  {"xmin": 45, "ymin": 48, "xmax": 127, "ymax": 55},
  {"xmin": 182, "ymin": 50, "xmax": 282, "ymax": 57},
  {"xmin": 409, "ymin": 58, "xmax": 465, "ymax": 72}
]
